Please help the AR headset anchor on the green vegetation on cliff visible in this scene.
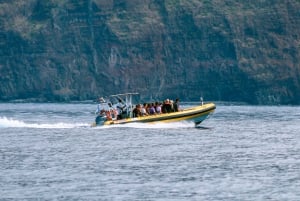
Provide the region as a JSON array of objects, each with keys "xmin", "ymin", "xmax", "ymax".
[{"xmin": 0, "ymin": 0, "xmax": 300, "ymax": 104}]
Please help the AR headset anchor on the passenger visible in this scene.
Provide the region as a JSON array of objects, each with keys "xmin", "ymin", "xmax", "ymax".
[
  {"xmin": 132, "ymin": 104, "xmax": 142, "ymax": 117},
  {"xmin": 173, "ymin": 98, "xmax": 180, "ymax": 112},
  {"xmin": 161, "ymin": 100, "xmax": 167, "ymax": 113},
  {"xmin": 108, "ymin": 103, "xmax": 117, "ymax": 119},
  {"xmin": 115, "ymin": 98, "xmax": 126, "ymax": 120},
  {"xmin": 95, "ymin": 97, "xmax": 108, "ymax": 115},
  {"xmin": 140, "ymin": 103, "xmax": 149, "ymax": 116},
  {"xmin": 164, "ymin": 99, "xmax": 172, "ymax": 113},
  {"xmin": 145, "ymin": 103, "xmax": 151, "ymax": 114},
  {"xmin": 149, "ymin": 103, "xmax": 156, "ymax": 115},
  {"xmin": 155, "ymin": 102, "xmax": 162, "ymax": 114},
  {"xmin": 170, "ymin": 100, "xmax": 174, "ymax": 112}
]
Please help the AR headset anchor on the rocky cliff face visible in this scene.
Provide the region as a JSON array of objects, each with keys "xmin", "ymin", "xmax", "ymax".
[{"xmin": 0, "ymin": 0, "xmax": 300, "ymax": 104}]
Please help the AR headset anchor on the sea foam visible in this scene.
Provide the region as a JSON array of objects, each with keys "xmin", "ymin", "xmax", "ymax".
[{"xmin": 0, "ymin": 116, "xmax": 89, "ymax": 129}]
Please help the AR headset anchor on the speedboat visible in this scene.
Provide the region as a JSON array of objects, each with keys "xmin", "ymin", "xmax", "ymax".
[{"xmin": 92, "ymin": 93, "xmax": 216, "ymax": 127}]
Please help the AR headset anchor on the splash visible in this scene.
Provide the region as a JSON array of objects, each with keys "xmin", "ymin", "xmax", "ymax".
[
  {"xmin": 0, "ymin": 116, "xmax": 89, "ymax": 129},
  {"xmin": 1, "ymin": 116, "xmax": 196, "ymax": 129},
  {"xmin": 93, "ymin": 121, "xmax": 195, "ymax": 129}
]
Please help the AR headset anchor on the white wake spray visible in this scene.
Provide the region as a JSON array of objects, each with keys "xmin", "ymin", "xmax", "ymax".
[
  {"xmin": 92, "ymin": 121, "xmax": 195, "ymax": 129},
  {"xmin": 0, "ymin": 116, "xmax": 195, "ymax": 129},
  {"xmin": 0, "ymin": 116, "xmax": 89, "ymax": 129}
]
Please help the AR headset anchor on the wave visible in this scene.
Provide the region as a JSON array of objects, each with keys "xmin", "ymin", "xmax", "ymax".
[
  {"xmin": 93, "ymin": 121, "xmax": 195, "ymax": 129},
  {"xmin": 1, "ymin": 116, "xmax": 195, "ymax": 129},
  {"xmin": 0, "ymin": 116, "xmax": 89, "ymax": 129}
]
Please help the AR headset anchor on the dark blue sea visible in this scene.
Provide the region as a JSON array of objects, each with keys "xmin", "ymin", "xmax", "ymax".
[{"xmin": 0, "ymin": 103, "xmax": 300, "ymax": 200}]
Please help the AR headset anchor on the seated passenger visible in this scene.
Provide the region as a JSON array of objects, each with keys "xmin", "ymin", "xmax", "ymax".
[
  {"xmin": 108, "ymin": 103, "xmax": 117, "ymax": 120},
  {"xmin": 173, "ymin": 98, "xmax": 180, "ymax": 112},
  {"xmin": 162, "ymin": 99, "xmax": 172, "ymax": 113},
  {"xmin": 155, "ymin": 102, "xmax": 162, "ymax": 114},
  {"xmin": 161, "ymin": 101, "xmax": 167, "ymax": 113},
  {"xmin": 145, "ymin": 103, "xmax": 151, "ymax": 114},
  {"xmin": 132, "ymin": 104, "xmax": 142, "ymax": 117},
  {"xmin": 149, "ymin": 103, "xmax": 156, "ymax": 115},
  {"xmin": 140, "ymin": 103, "xmax": 148, "ymax": 116}
]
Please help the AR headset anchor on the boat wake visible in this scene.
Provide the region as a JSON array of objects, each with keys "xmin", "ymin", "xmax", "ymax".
[
  {"xmin": 93, "ymin": 121, "xmax": 196, "ymax": 129},
  {"xmin": 0, "ymin": 116, "xmax": 89, "ymax": 129},
  {"xmin": 1, "ymin": 116, "xmax": 198, "ymax": 129}
]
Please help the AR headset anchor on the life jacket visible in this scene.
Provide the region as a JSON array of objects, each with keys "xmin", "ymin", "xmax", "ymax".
[
  {"xmin": 100, "ymin": 109, "xmax": 106, "ymax": 116},
  {"xmin": 110, "ymin": 109, "xmax": 118, "ymax": 119},
  {"xmin": 105, "ymin": 111, "xmax": 112, "ymax": 120}
]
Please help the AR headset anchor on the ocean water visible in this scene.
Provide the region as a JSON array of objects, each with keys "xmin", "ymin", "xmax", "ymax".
[{"xmin": 0, "ymin": 103, "xmax": 300, "ymax": 200}]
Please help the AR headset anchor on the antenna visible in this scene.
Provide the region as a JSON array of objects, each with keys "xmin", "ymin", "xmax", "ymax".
[{"xmin": 200, "ymin": 97, "xmax": 203, "ymax": 106}]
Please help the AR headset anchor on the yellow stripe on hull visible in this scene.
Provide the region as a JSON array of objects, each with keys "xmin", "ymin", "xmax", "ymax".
[{"xmin": 102, "ymin": 103, "xmax": 216, "ymax": 126}]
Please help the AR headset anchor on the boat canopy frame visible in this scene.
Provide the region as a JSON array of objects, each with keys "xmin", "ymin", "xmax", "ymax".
[{"xmin": 109, "ymin": 92, "xmax": 139, "ymax": 118}]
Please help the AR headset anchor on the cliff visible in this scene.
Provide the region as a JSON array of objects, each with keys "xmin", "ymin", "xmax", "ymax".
[{"xmin": 0, "ymin": 0, "xmax": 300, "ymax": 104}]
